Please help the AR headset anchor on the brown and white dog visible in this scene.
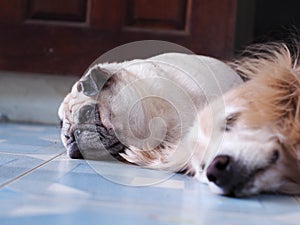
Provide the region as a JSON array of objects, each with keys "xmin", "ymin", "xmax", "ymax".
[{"xmin": 58, "ymin": 44, "xmax": 300, "ymax": 197}]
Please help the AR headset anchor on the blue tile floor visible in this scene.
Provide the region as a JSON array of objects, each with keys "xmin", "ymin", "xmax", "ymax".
[{"xmin": 0, "ymin": 123, "xmax": 300, "ymax": 225}]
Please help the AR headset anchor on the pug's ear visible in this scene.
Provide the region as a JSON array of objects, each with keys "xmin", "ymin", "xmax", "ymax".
[{"xmin": 77, "ymin": 67, "xmax": 111, "ymax": 97}]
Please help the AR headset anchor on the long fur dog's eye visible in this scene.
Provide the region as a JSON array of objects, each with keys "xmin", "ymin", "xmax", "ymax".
[
  {"xmin": 225, "ymin": 112, "xmax": 240, "ymax": 132},
  {"xmin": 270, "ymin": 149, "xmax": 280, "ymax": 164}
]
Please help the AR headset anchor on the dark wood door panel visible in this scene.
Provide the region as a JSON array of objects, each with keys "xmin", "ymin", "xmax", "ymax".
[
  {"xmin": 126, "ymin": 0, "xmax": 188, "ymax": 30},
  {"xmin": 0, "ymin": 0, "xmax": 24, "ymax": 23},
  {"xmin": 27, "ymin": 0, "xmax": 88, "ymax": 22},
  {"xmin": 0, "ymin": 0, "xmax": 236, "ymax": 76}
]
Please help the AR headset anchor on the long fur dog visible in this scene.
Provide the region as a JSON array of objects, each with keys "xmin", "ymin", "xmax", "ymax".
[{"xmin": 58, "ymin": 43, "xmax": 300, "ymax": 197}]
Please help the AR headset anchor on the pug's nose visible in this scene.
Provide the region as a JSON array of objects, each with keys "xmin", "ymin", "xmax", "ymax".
[
  {"xmin": 206, "ymin": 155, "xmax": 231, "ymax": 186},
  {"xmin": 66, "ymin": 133, "xmax": 83, "ymax": 159},
  {"xmin": 68, "ymin": 142, "xmax": 83, "ymax": 159}
]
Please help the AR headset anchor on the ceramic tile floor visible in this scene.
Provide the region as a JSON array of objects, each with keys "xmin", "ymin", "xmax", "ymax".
[{"xmin": 0, "ymin": 123, "xmax": 300, "ymax": 225}]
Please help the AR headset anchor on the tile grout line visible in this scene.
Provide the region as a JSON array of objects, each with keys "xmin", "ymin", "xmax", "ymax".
[{"xmin": 0, "ymin": 152, "xmax": 65, "ymax": 189}]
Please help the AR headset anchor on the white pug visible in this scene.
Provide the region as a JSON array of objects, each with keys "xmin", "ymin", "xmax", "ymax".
[{"xmin": 58, "ymin": 53, "xmax": 240, "ymax": 162}]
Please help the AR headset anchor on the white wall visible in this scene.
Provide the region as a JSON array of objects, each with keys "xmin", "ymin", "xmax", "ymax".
[{"xmin": 0, "ymin": 72, "xmax": 78, "ymax": 124}]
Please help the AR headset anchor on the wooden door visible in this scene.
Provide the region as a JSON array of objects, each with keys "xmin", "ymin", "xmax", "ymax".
[{"xmin": 0, "ymin": 0, "xmax": 237, "ymax": 76}]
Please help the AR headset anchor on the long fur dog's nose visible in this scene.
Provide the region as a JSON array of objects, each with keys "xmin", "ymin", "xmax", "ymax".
[{"xmin": 206, "ymin": 155, "xmax": 232, "ymax": 188}]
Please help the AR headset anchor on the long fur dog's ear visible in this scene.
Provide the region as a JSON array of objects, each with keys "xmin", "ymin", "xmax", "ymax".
[
  {"xmin": 234, "ymin": 43, "xmax": 300, "ymax": 147},
  {"xmin": 77, "ymin": 67, "xmax": 111, "ymax": 97}
]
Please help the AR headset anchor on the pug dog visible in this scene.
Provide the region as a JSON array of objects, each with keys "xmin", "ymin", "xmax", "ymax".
[{"xmin": 58, "ymin": 53, "xmax": 241, "ymax": 171}]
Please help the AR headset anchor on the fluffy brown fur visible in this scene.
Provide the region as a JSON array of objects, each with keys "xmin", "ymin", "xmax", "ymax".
[{"xmin": 231, "ymin": 43, "xmax": 300, "ymax": 158}]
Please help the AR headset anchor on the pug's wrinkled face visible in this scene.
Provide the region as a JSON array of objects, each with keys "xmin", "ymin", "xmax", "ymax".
[{"xmin": 58, "ymin": 68, "xmax": 126, "ymax": 160}]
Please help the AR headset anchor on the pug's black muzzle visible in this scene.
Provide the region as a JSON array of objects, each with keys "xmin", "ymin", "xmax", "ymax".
[
  {"xmin": 64, "ymin": 104, "xmax": 126, "ymax": 160},
  {"xmin": 67, "ymin": 137, "xmax": 83, "ymax": 159}
]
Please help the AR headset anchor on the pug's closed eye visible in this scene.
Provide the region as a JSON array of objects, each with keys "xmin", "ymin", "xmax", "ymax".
[{"xmin": 78, "ymin": 105, "xmax": 97, "ymax": 124}]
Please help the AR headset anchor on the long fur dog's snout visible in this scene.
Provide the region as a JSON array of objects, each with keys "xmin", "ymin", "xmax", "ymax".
[
  {"xmin": 200, "ymin": 43, "xmax": 300, "ymax": 196},
  {"xmin": 59, "ymin": 44, "xmax": 300, "ymax": 197},
  {"xmin": 206, "ymin": 151, "xmax": 280, "ymax": 196}
]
